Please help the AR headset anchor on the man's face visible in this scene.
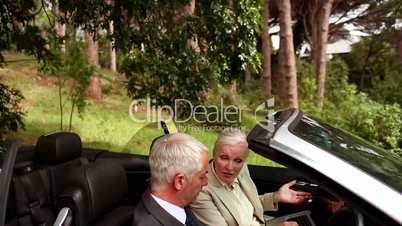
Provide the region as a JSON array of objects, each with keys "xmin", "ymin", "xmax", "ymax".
[{"xmin": 181, "ymin": 151, "xmax": 209, "ymax": 205}]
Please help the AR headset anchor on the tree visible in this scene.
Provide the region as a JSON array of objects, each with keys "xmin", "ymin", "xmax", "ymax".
[
  {"xmin": 106, "ymin": 0, "xmax": 116, "ymax": 72},
  {"xmin": 86, "ymin": 31, "xmax": 99, "ymax": 66},
  {"xmin": 260, "ymin": 0, "xmax": 272, "ymax": 96},
  {"xmin": 196, "ymin": 0, "xmax": 261, "ymax": 102},
  {"xmin": 296, "ymin": 0, "xmax": 401, "ymax": 107},
  {"xmin": 396, "ymin": 29, "xmax": 402, "ymax": 65},
  {"xmin": 0, "ymin": 0, "xmax": 50, "ymax": 63},
  {"xmin": 308, "ymin": 0, "xmax": 335, "ymax": 107},
  {"xmin": 85, "ymin": 30, "xmax": 102, "ymax": 100},
  {"xmin": 277, "ymin": 0, "xmax": 298, "ymax": 108},
  {"xmin": 52, "ymin": 0, "xmax": 66, "ymax": 54},
  {"xmin": 41, "ymin": 41, "xmax": 94, "ymax": 131},
  {"xmin": 295, "ymin": 0, "xmax": 336, "ymax": 107},
  {"xmin": 0, "ymin": 0, "xmax": 51, "ymax": 136},
  {"xmin": 345, "ymin": 35, "xmax": 394, "ymax": 90},
  {"xmin": 114, "ymin": 0, "xmax": 212, "ymax": 111},
  {"xmin": 107, "ymin": 20, "xmax": 116, "ymax": 72}
]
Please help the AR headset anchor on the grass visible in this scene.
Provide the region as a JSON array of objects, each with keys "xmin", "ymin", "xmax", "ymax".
[{"xmin": 1, "ymin": 51, "xmax": 278, "ymax": 166}]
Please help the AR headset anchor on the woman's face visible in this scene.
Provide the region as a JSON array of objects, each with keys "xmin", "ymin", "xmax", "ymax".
[{"xmin": 213, "ymin": 143, "xmax": 248, "ymax": 185}]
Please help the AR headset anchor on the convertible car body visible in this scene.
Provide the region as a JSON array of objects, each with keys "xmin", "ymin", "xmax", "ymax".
[{"xmin": 0, "ymin": 109, "xmax": 401, "ymax": 226}]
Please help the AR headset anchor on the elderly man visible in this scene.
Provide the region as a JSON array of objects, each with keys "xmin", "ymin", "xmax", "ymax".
[{"xmin": 133, "ymin": 133, "xmax": 209, "ymax": 226}]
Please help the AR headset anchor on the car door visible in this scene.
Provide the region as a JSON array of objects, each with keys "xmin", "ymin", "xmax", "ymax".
[{"xmin": 0, "ymin": 141, "xmax": 19, "ymax": 226}]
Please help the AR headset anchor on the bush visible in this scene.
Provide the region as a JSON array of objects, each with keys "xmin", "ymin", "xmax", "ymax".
[
  {"xmin": 0, "ymin": 82, "xmax": 24, "ymax": 139},
  {"xmin": 370, "ymin": 66, "xmax": 402, "ymax": 107},
  {"xmin": 298, "ymin": 57, "xmax": 402, "ymax": 153}
]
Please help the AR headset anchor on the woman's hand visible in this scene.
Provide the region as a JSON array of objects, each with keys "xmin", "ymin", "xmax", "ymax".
[{"xmin": 273, "ymin": 180, "xmax": 312, "ymax": 204}]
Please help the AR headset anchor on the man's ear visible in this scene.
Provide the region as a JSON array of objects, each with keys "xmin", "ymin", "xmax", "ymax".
[{"xmin": 173, "ymin": 173, "xmax": 186, "ymax": 191}]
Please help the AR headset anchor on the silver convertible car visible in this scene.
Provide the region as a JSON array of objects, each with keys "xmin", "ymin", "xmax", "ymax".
[{"xmin": 0, "ymin": 109, "xmax": 401, "ymax": 226}]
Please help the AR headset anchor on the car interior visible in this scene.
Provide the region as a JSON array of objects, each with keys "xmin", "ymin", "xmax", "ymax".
[
  {"xmin": 4, "ymin": 132, "xmax": 149, "ymax": 226},
  {"xmin": 2, "ymin": 131, "xmax": 390, "ymax": 226}
]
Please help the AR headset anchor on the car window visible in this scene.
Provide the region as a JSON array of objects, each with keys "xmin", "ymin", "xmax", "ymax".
[{"xmin": 290, "ymin": 115, "xmax": 402, "ymax": 193}]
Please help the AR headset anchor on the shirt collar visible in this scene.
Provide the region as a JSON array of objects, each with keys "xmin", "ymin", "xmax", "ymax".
[{"xmin": 151, "ymin": 194, "xmax": 186, "ymax": 224}]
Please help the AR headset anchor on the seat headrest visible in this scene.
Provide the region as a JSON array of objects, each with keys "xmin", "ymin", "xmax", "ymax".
[{"xmin": 35, "ymin": 132, "xmax": 82, "ymax": 164}]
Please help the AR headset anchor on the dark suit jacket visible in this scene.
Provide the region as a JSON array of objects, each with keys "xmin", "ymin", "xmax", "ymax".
[{"xmin": 132, "ymin": 189, "xmax": 202, "ymax": 226}]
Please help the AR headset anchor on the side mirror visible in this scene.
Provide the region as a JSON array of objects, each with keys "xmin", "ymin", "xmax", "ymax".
[{"xmin": 53, "ymin": 207, "xmax": 72, "ymax": 226}]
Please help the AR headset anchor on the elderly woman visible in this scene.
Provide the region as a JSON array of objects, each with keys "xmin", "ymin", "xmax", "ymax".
[{"xmin": 190, "ymin": 128, "xmax": 311, "ymax": 226}]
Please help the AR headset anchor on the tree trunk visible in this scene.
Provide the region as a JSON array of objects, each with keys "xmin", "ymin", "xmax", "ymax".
[
  {"xmin": 86, "ymin": 30, "xmax": 101, "ymax": 100},
  {"xmin": 396, "ymin": 30, "xmax": 402, "ymax": 65},
  {"xmin": 278, "ymin": 0, "xmax": 299, "ymax": 109},
  {"xmin": 175, "ymin": 0, "xmax": 195, "ymax": 20},
  {"xmin": 57, "ymin": 24, "xmax": 66, "ymax": 54},
  {"xmin": 312, "ymin": 0, "xmax": 334, "ymax": 107},
  {"xmin": 87, "ymin": 76, "xmax": 102, "ymax": 100},
  {"xmin": 229, "ymin": 80, "xmax": 237, "ymax": 94},
  {"xmin": 86, "ymin": 31, "xmax": 99, "ymax": 66},
  {"xmin": 175, "ymin": 0, "xmax": 200, "ymax": 53},
  {"xmin": 52, "ymin": 0, "xmax": 66, "ymax": 54},
  {"xmin": 106, "ymin": 0, "xmax": 117, "ymax": 72},
  {"xmin": 261, "ymin": 0, "xmax": 272, "ymax": 96},
  {"xmin": 227, "ymin": 80, "xmax": 237, "ymax": 105},
  {"xmin": 108, "ymin": 20, "xmax": 117, "ymax": 72},
  {"xmin": 244, "ymin": 66, "xmax": 251, "ymax": 83}
]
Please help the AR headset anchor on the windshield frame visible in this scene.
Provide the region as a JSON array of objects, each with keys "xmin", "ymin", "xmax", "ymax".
[{"xmin": 288, "ymin": 113, "xmax": 402, "ymax": 194}]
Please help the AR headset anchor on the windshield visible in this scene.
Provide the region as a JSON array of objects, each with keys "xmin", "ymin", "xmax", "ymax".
[{"xmin": 290, "ymin": 114, "xmax": 402, "ymax": 193}]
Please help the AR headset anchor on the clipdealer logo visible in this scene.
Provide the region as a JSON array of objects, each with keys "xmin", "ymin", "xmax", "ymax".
[{"xmin": 128, "ymin": 97, "xmax": 276, "ymax": 132}]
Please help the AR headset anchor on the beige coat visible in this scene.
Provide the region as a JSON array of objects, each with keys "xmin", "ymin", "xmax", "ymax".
[{"xmin": 191, "ymin": 162, "xmax": 278, "ymax": 226}]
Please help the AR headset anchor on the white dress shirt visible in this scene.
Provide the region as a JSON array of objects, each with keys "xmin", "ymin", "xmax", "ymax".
[{"xmin": 151, "ymin": 194, "xmax": 187, "ymax": 224}]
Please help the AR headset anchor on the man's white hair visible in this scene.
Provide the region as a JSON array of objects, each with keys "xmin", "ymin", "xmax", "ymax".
[
  {"xmin": 149, "ymin": 133, "xmax": 207, "ymax": 189},
  {"xmin": 213, "ymin": 128, "xmax": 248, "ymax": 155}
]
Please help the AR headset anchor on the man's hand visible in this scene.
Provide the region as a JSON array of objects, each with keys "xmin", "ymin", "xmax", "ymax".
[{"xmin": 273, "ymin": 180, "xmax": 311, "ymax": 204}]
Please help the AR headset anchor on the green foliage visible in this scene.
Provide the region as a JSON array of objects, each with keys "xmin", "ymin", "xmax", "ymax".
[
  {"xmin": 61, "ymin": 0, "xmax": 261, "ymax": 113},
  {"xmin": 121, "ymin": 47, "xmax": 211, "ymax": 110},
  {"xmin": 111, "ymin": 1, "xmax": 213, "ymax": 114},
  {"xmin": 297, "ymin": 60, "xmax": 316, "ymax": 111},
  {"xmin": 371, "ymin": 66, "xmax": 402, "ymax": 107},
  {"xmin": 196, "ymin": 0, "xmax": 262, "ymax": 83},
  {"xmin": 41, "ymin": 40, "xmax": 94, "ymax": 130},
  {"xmin": 343, "ymin": 36, "xmax": 395, "ymax": 91},
  {"xmin": 0, "ymin": 82, "xmax": 24, "ymax": 138},
  {"xmin": 0, "ymin": 0, "xmax": 50, "ymax": 63},
  {"xmin": 298, "ymin": 57, "xmax": 402, "ymax": 153},
  {"xmin": 343, "ymin": 33, "xmax": 402, "ymax": 109}
]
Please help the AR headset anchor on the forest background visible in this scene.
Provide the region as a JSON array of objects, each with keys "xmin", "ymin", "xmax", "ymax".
[{"xmin": 1, "ymin": 0, "xmax": 402, "ymax": 163}]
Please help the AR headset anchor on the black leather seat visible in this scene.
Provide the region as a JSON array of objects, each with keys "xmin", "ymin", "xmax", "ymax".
[
  {"xmin": 35, "ymin": 131, "xmax": 88, "ymax": 202},
  {"xmin": 7, "ymin": 132, "xmax": 86, "ymax": 226},
  {"xmin": 59, "ymin": 161, "xmax": 134, "ymax": 226}
]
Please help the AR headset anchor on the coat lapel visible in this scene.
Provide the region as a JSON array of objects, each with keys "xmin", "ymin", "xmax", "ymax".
[
  {"xmin": 208, "ymin": 162, "xmax": 244, "ymax": 225},
  {"xmin": 208, "ymin": 162, "xmax": 265, "ymax": 223},
  {"xmin": 142, "ymin": 189, "xmax": 185, "ymax": 226},
  {"xmin": 237, "ymin": 165, "xmax": 265, "ymax": 222}
]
